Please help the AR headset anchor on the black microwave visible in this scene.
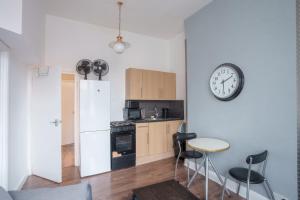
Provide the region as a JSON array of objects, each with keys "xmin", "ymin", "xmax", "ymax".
[{"xmin": 123, "ymin": 108, "xmax": 141, "ymax": 120}]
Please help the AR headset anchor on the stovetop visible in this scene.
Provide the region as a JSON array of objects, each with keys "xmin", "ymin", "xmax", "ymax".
[{"xmin": 110, "ymin": 121, "xmax": 135, "ymax": 127}]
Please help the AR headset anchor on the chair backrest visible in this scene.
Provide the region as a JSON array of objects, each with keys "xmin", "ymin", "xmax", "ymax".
[
  {"xmin": 246, "ymin": 150, "xmax": 268, "ymax": 165},
  {"xmin": 176, "ymin": 132, "xmax": 197, "ymax": 142},
  {"xmin": 177, "ymin": 122, "xmax": 187, "ymax": 133}
]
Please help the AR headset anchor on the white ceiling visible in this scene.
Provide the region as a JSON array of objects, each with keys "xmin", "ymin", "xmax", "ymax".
[{"xmin": 45, "ymin": 0, "xmax": 212, "ymax": 39}]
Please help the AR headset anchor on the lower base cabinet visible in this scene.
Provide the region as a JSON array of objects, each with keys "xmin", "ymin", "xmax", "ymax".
[{"xmin": 136, "ymin": 120, "xmax": 182, "ymax": 165}]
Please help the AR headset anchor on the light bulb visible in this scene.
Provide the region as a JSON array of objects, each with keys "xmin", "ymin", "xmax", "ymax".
[{"xmin": 113, "ymin": 42, "xmax": 125, "ymax": 54}]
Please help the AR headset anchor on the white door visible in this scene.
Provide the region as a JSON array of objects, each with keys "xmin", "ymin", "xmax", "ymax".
[{"xmin": 31, "ymin": 66, "xmax": 62, "ymax": 183}]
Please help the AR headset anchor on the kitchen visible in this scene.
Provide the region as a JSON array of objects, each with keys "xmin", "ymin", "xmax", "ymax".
[
  {"xmin": 26, "ymin": 12, "xmax": 186, "ymax": 183},
  {"xmin": 79, "ymin": 67, "xmax": 185, "ymax": 176}
]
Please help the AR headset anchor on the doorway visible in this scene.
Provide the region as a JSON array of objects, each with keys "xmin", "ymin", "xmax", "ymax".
[{"xmin": 61, "ymin": 74, "xmax": 75, "ymax": 171}]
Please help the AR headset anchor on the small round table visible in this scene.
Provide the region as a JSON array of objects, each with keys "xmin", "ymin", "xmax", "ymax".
[{"xmin": 187, "ymin": 137, "xmax": 230, "ymax": 200}]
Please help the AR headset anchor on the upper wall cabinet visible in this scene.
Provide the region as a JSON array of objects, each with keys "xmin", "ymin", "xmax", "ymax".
[
  {"xmin": 126, "ymin": 68, "xmax": 176, "ymax": 100},
  {"xmin": 126, "ymin": 68, "xmax": 143, "ymax": 99}
]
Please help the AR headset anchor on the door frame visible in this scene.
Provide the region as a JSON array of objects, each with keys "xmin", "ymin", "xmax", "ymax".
[
  {"xmin": 0, "ymin": 46, "xmax": 9, "ymax": 189},
  {"xmin": 61, "ymin": 71, "xmax": 79, "ymax": 166}
]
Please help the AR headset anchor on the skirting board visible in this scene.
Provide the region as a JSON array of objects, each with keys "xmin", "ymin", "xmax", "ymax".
[
  {"xmin": 17, "ymin": 175, "xmax": 28, "ymax": 191},
  {"xmin": 184, "ymin": 160, "xmax": 288, "ymax": 200}
]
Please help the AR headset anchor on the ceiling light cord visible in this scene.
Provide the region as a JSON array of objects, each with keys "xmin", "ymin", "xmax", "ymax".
[{"xmin": 118, "ymin": 1, "xmax": 122, "ymax": 37}]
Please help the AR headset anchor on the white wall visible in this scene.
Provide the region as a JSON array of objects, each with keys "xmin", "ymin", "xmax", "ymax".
[
  {"xmin": 45, "ymin": 15, "xmax": 180, "ymax": 121},
  {"xmin": 0, "ymin": 0, "xmax": 22, "ymax": 34},
  {"xmin": 168, "ymin": 33, "xmax": 186, "ymax": 100},
  {"xmin": 0, "ymin": 0, "xmax": 45, "ymax": 190},
  {"xmin": 168, "ymin": 33, "xmax": 186, "ymax": 117}
]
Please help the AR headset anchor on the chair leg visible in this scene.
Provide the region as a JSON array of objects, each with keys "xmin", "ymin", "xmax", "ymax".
[
  {"xmin": 246, "ymin": 179, "xmax": 250, "ymax": 200},
  {"xmin": 187, "ymin": 158, "xmax": 205, "ymax": 188},
  {"xmin": 187, "ymin": 159, "xmax": 190, "ymax": 183},
  {"xmin": 264, "ymin": 179, "xmax": 275, "ymax": 200},
  {"xmin": 174, "ymin": 152, "xmax": 181, "ymax": 179},
  {"xmin": 235, "ymin": 182, "xmax": 240, "ymax": 195},
  {"xmin": 221, "ymin": 173, "xmax": 228, "ymax": 200}
]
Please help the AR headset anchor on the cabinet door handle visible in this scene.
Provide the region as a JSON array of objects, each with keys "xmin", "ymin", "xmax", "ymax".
[
  {"xmin": 141, "ymin": 88, "xmax": 143, "ymax": 98},
  {"xmin": 167, "ymin": 124, "xmax": 169, "ymax": 133},
  {"xmin": 147, "ymin": 133, "xmax": 149, "ymax": 144}
]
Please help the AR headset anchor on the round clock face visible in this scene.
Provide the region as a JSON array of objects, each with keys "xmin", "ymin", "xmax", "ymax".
[{"xmin": 209, "ymin": 63, "xmax": 244, "ymax": 101}]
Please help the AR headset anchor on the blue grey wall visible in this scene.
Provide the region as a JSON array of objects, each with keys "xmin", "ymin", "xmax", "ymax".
[{"xmin": 185, "ymin": 0, "xmax": 297, "ymax": 199}]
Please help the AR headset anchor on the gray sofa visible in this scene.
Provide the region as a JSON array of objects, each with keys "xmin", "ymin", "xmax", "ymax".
[{"xmin": 0, "ymin": 182, "xmax": 92, "ymax": 200}]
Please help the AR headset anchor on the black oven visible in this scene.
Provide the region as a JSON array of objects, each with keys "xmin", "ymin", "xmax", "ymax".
[
  {"xmin": 111, "ymin": 122, "xmax": 136, "ymax": 170},
  {"xmin": 111, "ymin": 129, "xmax": 135, "ymax": 155}
]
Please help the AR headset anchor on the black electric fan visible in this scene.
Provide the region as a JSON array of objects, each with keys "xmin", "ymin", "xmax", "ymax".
[
  {"xmin": 93, "ymin": 59, "xmax": 109, "ymax": 80},
  {"xmin": 76, "ymin": 59, "xmax": 92, "ymax": 80}
]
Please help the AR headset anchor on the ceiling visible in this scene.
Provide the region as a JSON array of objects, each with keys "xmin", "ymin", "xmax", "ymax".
[{"xmin": 45, "ymin": 0, "xmax": 213, "ymax": 39}]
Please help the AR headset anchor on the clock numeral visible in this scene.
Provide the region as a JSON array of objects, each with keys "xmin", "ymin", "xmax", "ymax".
[
  {"xmin": 228, "ymin": 88, "xmax": 231, "ymax": 93},
  {"xmin": 214, "ymin": 87, "xmax": 217, "ymax": 90},
  {"xmin": 213, "ymin": 81, "xmax": 216, "ymax": 85},
  {"xmin": 215, "ymin": 77, "xmax": 218, "ymax": 81},
  {"xmin": 231, "ymin": 84, "xmax": 234, "ymax": 88}
]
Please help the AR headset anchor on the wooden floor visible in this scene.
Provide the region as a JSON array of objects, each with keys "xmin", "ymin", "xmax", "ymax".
[
  {"xmin": 62, "ymin": 143, "xmax": 75, "ymax": 168},
  {"xmin": 23, "ymin": 158, "xmax": 244, "ymax": 200}
]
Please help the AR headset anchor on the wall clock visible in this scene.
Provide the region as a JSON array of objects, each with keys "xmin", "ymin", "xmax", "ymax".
[{"xmin": 209, "ymin": 63, "xmax": 244, "ymax": 101}]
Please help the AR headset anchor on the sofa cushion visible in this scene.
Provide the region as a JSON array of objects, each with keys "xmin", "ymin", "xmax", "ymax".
[
  {"xmin": 9, "ymin": 182, "xmax": 92, "ymax": 200},
  {"xmin": 0, "ymin": 187, "xmax": 13, "ymax": 200}
]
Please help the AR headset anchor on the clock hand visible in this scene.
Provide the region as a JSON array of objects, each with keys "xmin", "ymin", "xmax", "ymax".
[
  {"xmin": 223, "ymin": 75, "xmax": 233, "ymax": 83},
  {"xmin": 222, "ymin": 81, "xmax": 225, "ymax": 94}
]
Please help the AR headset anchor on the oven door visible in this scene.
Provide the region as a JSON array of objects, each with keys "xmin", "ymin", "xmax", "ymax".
[{"xmin": 111, "ymin": 131, "xmax": 135, "ymax": 155}]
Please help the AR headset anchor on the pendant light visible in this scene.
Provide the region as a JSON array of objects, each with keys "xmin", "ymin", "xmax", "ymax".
[{"xmin": 109, "ymin": 1, "xmax": 130, "ymax": 54}]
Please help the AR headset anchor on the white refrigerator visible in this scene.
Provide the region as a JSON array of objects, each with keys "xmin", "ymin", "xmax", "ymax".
[{"xmin": 79, "ymin": 80, "xmax": 111, "ymax": 177}]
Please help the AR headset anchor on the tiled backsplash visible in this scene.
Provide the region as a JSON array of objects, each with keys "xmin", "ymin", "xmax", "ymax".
[{"xmin": 125, "ymin": 100, "xmax": 184, "ymax": 119}]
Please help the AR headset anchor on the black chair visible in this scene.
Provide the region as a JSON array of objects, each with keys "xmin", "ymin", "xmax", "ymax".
[
  {"xmin": 221, "ymin": 150, "xmax": 275, "ymax": 200},
  {"xmin": 174, "ymin": 132, "xmax": 203, "ymax": 184}
]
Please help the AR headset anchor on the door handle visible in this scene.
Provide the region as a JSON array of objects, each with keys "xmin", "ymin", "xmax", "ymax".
[{"xmin": 50, "ymin": 119, "xmax": 62, "ymax": 127}]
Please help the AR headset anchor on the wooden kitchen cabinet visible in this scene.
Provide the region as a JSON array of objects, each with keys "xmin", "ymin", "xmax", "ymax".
[
  {"xmin": 126, "ymin": 68, "xmax": 176, "ymax": 100},
  {"xmin": 126, "ymin": 68, "xmax": 143, "ymax": 99},
  {"xmin": 142, "ymin": 70, "xmax": 164, "ymax": 100},
  {"xmin": 136, "ymin": 123, "xmax": 149, "ymax": 158},
  {"xmin": 149, "ymin": 122, "xmax": 167, "ymax": 155},
  {"xmin": 136, "ymin": 120, "xmax": 182, "ymax": 165},
  {"xmin": 163, "ymin": 72, "xmax": 176, "ymax": 100},
  {"xmin": 166, "ymin": 120, "xmax": 182, "ymax": 152}
]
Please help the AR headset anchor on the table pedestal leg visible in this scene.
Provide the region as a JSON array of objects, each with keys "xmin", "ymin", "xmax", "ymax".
[{"xmin": 205, "ymin": 154, "xmax": 209, "ymax": 200}]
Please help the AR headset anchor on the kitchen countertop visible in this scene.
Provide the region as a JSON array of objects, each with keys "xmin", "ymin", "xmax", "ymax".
[{"xmin": 133, "ymin": 117, "xmax": 183, "ymax": 123}]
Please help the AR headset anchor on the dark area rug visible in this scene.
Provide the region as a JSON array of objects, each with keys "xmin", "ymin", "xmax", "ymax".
[{"xmin": 132, "ymin": 180, "xmax": 199, "ymax": 200}]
